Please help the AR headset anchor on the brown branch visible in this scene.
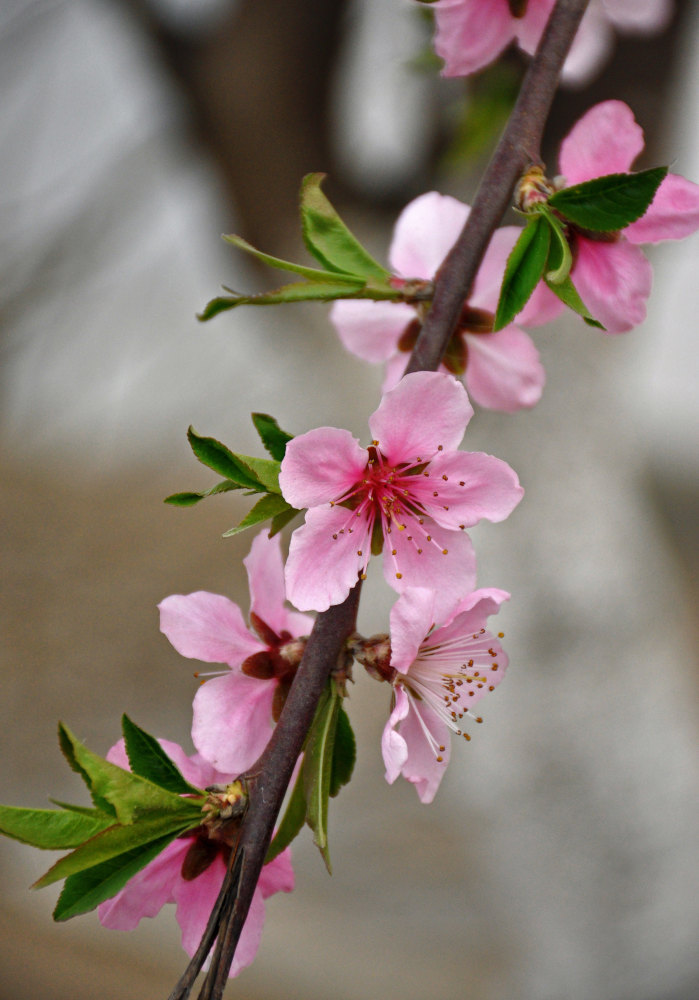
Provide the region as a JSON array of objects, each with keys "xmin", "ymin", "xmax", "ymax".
[{"xmin": 170, "ymin": 1, "xmax": 589, "ymax": 995}]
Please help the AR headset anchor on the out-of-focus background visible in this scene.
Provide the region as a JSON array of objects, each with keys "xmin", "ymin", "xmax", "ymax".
[{"xmin": 1, "ymin": 1, "xmax": 698, "ymax": 997}]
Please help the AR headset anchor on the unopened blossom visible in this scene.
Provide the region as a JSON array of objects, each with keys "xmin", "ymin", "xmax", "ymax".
[
  {"xmin": 279, "ymin": 371, "xmax": 523, "ymax": 618},
  {"xmin": 331, "ymin": 192, "xmax": 559, "ymax": 412},
  {"xmin": 98, "ymin": 739, "xmax": 294, "ymax": 978},
  {"xmin": 431, "ymin": 0, "xmax": 673, "ymax": 86},
  {"xmin": 159, "ymin": 531, "xmax": 314, "ymax": 773},
  {"xmin": 555, "ymin": 101, "xmax": 699, "ymax": 332},
  {"xmin": 356, "ymin": 587, "xmax": 509, "ymax": 803}
]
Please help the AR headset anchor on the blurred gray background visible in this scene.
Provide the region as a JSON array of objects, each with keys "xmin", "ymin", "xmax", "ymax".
[{"xmin": 1, "ymin": 1, "xmax": 697, "ymax": 998}]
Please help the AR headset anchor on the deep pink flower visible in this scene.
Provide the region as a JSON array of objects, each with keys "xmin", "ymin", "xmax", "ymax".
[
  {"xmin": 278, "ymin": 371, "xmax": 523, "ymax": 618},
  {"xmin": 382, "ymin": 587, "xmax": 509, "ymax": 803},
  {"xmin": 331, "ymin": 192, "xmax": 559, "ymax": 412},
  {"xmin": 432, "ymin": 0, "xmax": 672, "ymax": 85},
  {"xmin": 97, "ymin": 739, "xmax": 294, "ymax": 978},
  {"xmin": 557, "ymin": 101, "xmax": 699, "ymax": 332},
  {"xmin": 159, "ymin": 531, "xmax": 314, "ymax": 774}
]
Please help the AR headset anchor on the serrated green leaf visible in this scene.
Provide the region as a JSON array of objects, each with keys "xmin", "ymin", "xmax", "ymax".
[
  {"xmin": 539, "ymin": 206, "xmax": 573, "ymax": 285},
  {"xmin": 57, "ymin": 725, "xmax": 204, "ymax": 826},
  {"xmin": 163, "ymin": 480, "xmax": 243, "ymax": 507},
  {"xmin": 121, "ymin": 716, "xmax": 201, "ymax": 796},
  {"xmin": 58, "ymin": 724, "xmax": 116, "ymax": 818},
  {"xmin": 265, "ymin": 766, "xmax": 306, "ymax": 865},
  {"xmin": 52, "ymin": 833, "xmax": 179, "ymax": 921},
  {"xmin": 187, "ymin": 429, "xmax": 264, "ymax": 490},
  {"xmin": 251, "ymin": 413, "xmax": 294, "ymax": 462},
  {"xmin": 34, "ymin": 813, "xmax": 197, "ymax": 889},
  {"xmin": 222, "ymin": 233, "xmax": 360, "ymax": 282},
  {"xmin": 300, "ymin": 174, "xmax": 390, "ymax": 281},
  {"xmin": 548, "ymin": 166, "xmax": 668, "ymax": 232},
  {"xmin": 222, "ymin": 493, "xmax": 292, "ymax": 537},
  {"xmin": 303, "ymin": 684, "xmax": 340, "ymax": 873},
  {"xmin": 232, "ymin": 454, "xmax": 281, "ymax": 494},
  {"xmin": 329, "ymin": 705, "xmax": 356, "ymax": 798},
  {"xmin": 268, "ymin": 505, "xmax": 301, "ymax": 538},
  {"xmin": 493, "ymin": 215, "xmax": 550, "ymax": 330},
  {"xmin": 199, "ymin": 277, "xmax": 366, "ymax": 320},
  {"xmin": 0, "ymin": 804, "xmax": 112, "ymax": 850},
  {"xmin": 49, "ymin": 800, "xmax": 110, "ymax": 818},
  {"xmin": 544, "ymin": 274, "xmax": 605, "ymax": 329}
]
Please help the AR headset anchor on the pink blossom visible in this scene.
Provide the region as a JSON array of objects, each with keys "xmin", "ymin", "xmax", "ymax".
[
  {"xmin": 382, "ymin": 587, "xmax": 509, "ymax": 803},
  {"xmin": 97, "ymin": 739, "xmax": 294, "ymax": 978},
  {"xmin": 159, "ymin": 531, "xmax": 314, "ymax": 774},
  {"xmin": 557, "ymin": 101, "xmax": 699, "ymax": 333},
  {"xmin": 432, "ymin": 0, "xmax": 673, "ymax": 86},
  {"xmin": 278, "ymin": 371, "xmax": 523, "ymax": 618},
  {"xmin": 331, "ymin": 192, "xmax": 559, "ymax": 412}
]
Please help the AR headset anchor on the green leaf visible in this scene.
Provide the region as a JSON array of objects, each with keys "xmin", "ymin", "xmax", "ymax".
[
  {"xmin": 251, "ymin": 413, "xmax": 294, "ymax": 462},
  {"xmin": 199, "ymin": 277, "xmax": 366, "ymax": 320},
  {"xmin": 300, "ymin": 174, "xmax": 390, "ymax": 281},
  {"xmin": 329, "ymin": 705, "xmax": 356, "ymax": 798},
  {"xmin": 539, "ymin": 206, "xmax": 573, "ymax": 285},
  {"xmin": 58, "ymin": 724, "xmax": 116, "ymax": 818},
  {"xmin": 548, "ymin": 166, "xmax": 668, "ymax": 232},
  {"xmin": 222, "ymin": 493, "xmax": 292, "ymax": 538},
  {"xmin": 52, "ymin": 833, "xmax": 179, "ymax": 921},
  {"xmin": 0, "ymin": 804, "xmax": 112, "ymax": 850},
  {"xmin": 121, "ymin": 716, "xmax": 201, "ymax": 796},
  {"xmin": 265, "ymin": 766, "xmax": 306, "ymax": 865},
  {"xmin": 232, "ymin": 454, "xmax": 281, "ymax": 494},
  {"xmin": 186, "ymin": 428, "xmax": 265, "ymax": 491},
  {"xmin": 268, "ymin": 504, "xmax": 301, "ymax": 538},
  {"xmin": 303, "ymin": 684, "xmax": 340, "ymax": 873},
  {"xmin": 34, "ymin": 814, "xmax": 197, "ymax": 889},
  {"xmin": 493, "ymin": 215, "xmax": 551, "ymax": 330},
  {"xmin": 163, "ymin": 480, "xmax": 243, "ymax": 507},
  {"xmin": 222, "ymin": 233, "xmax": 360, "ymax": 282},
  {"xmin": 544, "ymin": 274, "xmax": 605, "ymax": 329}
]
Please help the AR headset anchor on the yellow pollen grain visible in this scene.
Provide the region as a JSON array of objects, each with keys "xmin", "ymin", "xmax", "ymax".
[
  {"xmin": 437, "ymin": 445, "xmax": 443, "ymax": 450},
  {"xmin": 488, "ymin": 685, "xmax": 495, "ymax": 691},
  {"xmin": 464, "ymin": 733, "xmax": 471, "ymax": 741},
  {"xmin": 475, "ymin": 717, "xmax": 483, "ymax": 723},
  {"xmin": 459, "ymin": 524, "xmax": 465, "ymax": 530},
  {"xmin": 423, "ymin": 471, "xmax": 429, "ymax": 477},
  {"xmin": 360, "ymin": 572, "xmax": 367, "ymax": 579},
  {"xmin": 442, "ymin": 474, "xmax": 448, "ymax": 481},
  {"xmin": 433, "ymin": 491, "xmax": 439, "ymax": 497},
  {"xmin": 498, "ymin": 631, "xmax": 505, "ymax": 638},
  {"xmin": 333, "ymin": 533, "xmax": 338, "ymax": 539},
  {"xmin": 395, "ymin": 572, "xmax": 402, "ymax": 579},
  {"xmin": 459, "ymin": 481, "xmax": 465, "ymax": 486},
  {"xmin": 442, "ymin": 548, "xmax": 448, "ymax": 555},
  {"xmin": 357, "ymin": 550, "xmax": 362, "ymax": 556},
  {"xmin": 426, "ymin": 535, "xmax": 432, "ymax": 542},
  {"xmin": 492, "ymin": 664, "xmax": 499, "ymax": 671},
  {"xmin": 417, "ymin": 548, "xmax": 423, "ymax": 554},
  {"xmin": 391, "ymin": 549, "xmax": 397, "ymax": 556},
  {"xmin": 436, "ymin": 755, "xmax": 443, "ymax": 762}
]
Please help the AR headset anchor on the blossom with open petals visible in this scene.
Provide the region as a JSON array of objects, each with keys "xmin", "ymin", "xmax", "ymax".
[
  {"xmin": 382, "ymin": 587, "xmax": 509, "ymax": 803},
  {"xmin": 159, "ymin": 531, "xmax": 314, "ymax": 773},
  {"xmin": 432, "ymin": 0, "xmax": 672, "ymax": 86},
  {"xmin": 331, "ymin": 192, "xmax": 558, "ymax": 412},
  {"xmin": 279, "ymin": 371, "xmax": 523, "ymax": 618},
  {"xmin": 557, "ymin": 101, "xmax": 699, "ymax": 332},
  {"xmin": 98, "ymin": 739, "xmax": 294, "ymax": 978}
]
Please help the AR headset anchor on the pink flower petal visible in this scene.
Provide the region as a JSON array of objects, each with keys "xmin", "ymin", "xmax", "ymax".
[
  {"xmin": 513, "ymin": 0, "xmax": 555, "ymax": 55},
  {"xmin": 469, "ymin": 227, "xmax": 517, "ymax": 310},
  {"xmin": 389, "ymin": 191, "xmax": 469, "ymax": 278},
  {"xmin": 245, "ymin": 531, "xmax": 313, "ymax": 639},
  {"xmin": 558, "ymin": 101, "xmax": 644, "ymax": 185},
  {"xmin": 464, "ymin": 327, "xmax": 545, "ymax": 412},
  {"xmin": 381, "ymin": 352, "xmax": 411, "ymax": 392},
  {"xmin": 604, "ymin": 0, "xmax": 673, "ymax": 32},
  {"xmin": 369, "ymin": 371, "xmax": 473, "ymax": 464},
  {"xmin": 559, "ymin": 6, "xmax": 614, "ymax": 85},
  {"xmin": 279, "ymin": 427, "xmax": 367, "ymax": 510},
  {"xmin": 159, "ymin": 592, "xmax": 262, "ymax": 666},
  {"xmin": 382, "ymin": 686, "xmax": 410, "ymax": 784},
  {"xmin": 446, "ymin": 586, "xmax": 510, "ymax": 625},
  {"xmin": 98, "ymin": 838, "xmax": 185, "ymax": 930},
  {"xmin": 391, "ymin": 693, "xmax": 451, "ymax": 804},
  {"xmin": 330, "ymin": 299, "xmax": 414, "ymax": 363},
  {"xmin": 572, "ymin": 237, "xmax": 652, "ymax": 333},
  {"xmin": 257, "ymin": 846, "xmax": 295, "ymax": 898},
  {"xmin": 192, "ymin": 673, "xmax": 276, "ymax": 774},
  {"xmin": 284, "ymin": 505, "xmax": 371, "ymax": 612},
  {"xmin": 434, "ymin": 0, "xmax": 515, "ymax": 79},
  {"xmin": 384, "ymin": 520, "xmax": 477, "ymax": 623},
  {"xmin": 624, "ymin": 173, "xmax": 699, "ymax": 245},
  {"xmin": 516, "ymin": 277, "xmax": 565, "ymax": 327},
  {"xmin": 388, "ymin": 588, "xmax": 436, "ymax": 674},
  {"xmin": 173, "ymin": 853, "xmax": 228, "ymax": 958},
  {"xmin": 411, "ymin": 450, "xmax": 524, "ymax": 529}
]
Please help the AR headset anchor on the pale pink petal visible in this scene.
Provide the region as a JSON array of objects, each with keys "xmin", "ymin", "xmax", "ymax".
[
  {"xmin": 244, "ymin": 531, "xmax": 313, "ymax": 639},
  {"xmin": 369, "ymin": 371, "xmax": 472, "ymax": 464},
  {"xmin": 516, "ymin": 277, "xmax": 565, "ymax": 327},
  {"xmin": 192, "ymin": 673, "xmax": 276, "ymax": 774},
  {"xmin": 604, "ymin": 0, "xmax": 673, "ymax": 32},
  {"xmin": 278, "ymin": 428, "xmax": 367, "ymax": 510},
  {"xmin": 434, "ymin": 0, "xmax": 515, "ymax": 79},
  {"xmin": 409, "ymin": 450, "xmax": 524, "ymax": 529},
  {"xmin": 173, "ymin": 853, "xmax": 227, "ymax": 958},
  {"xmin": 331, "ymin": 299, "xmax": 415, "ymax": 363},
  {"xmin": 381, "ymin": 352, "xmax": 411, "ymax": 392},
  {"xmin": 559, "ymin": 7, "xmax": 614, "ymax": 85},
  {"xmin": 388, "ymin": 588, "xmax": 436, "ymax": 674},
  {"xmin": 464, "ymin": 327, "xmax": 545, "ymax": 412},
  {"xmin": 98, "ymin": 839, "xmax": 185, "ymax": 929},
  {"xmin": 572, "ymin": 237, "xmax": 652, "ymax": 333},
  {"xmin": 159, "ymin": 592, "xmax": 262, "ymax": 666},
  {"xmin": 257, "ymin": 846, "xmax": 295, "ymax": 898},
  {"xmin": 624, "ymin": 173, "xmax": 699, "ymax": 244},
  {"xmin": 513, "ymin": 0, "xmax": 555, "ymax": 55},
  {"xmin": 284, "ymin": 505, "xmax": 371, "ymax": 613},
  {"xmin": 381, "ymin": 686, "xmax": 410, "ymax": 784},
  {"xmin": 106, "ymin": 738, "xmax": 230, "ymax": 792},
  {"xmin": 446, "ymin": 586, "xmax": 510, "ymax": 625},
  {"xmin": 392, "ymin": 694, "xmax": 451, "ymax": 804},
  {"xmin": 558, "ymin": 101, "xmax": 644, "ymax": 185},
  {"xmin": 389, "ymin": 191, "xmax": 469, "ymax": 278},
  {"xmin": 469, "ymin": 227, "xmax": 517, "ymax": 310},
  {"xmin": 384, "ymin": 521, "xmax": 477, "ymax": 623}
]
